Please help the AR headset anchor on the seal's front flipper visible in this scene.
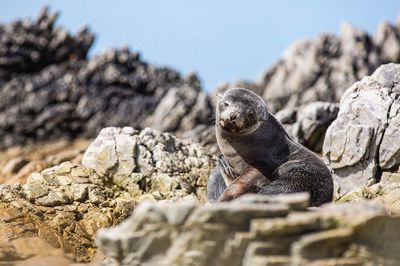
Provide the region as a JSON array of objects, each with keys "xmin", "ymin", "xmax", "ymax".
[
  {"xmin": 218, "ymin": 167, "xmax": 269, "ymax": 202},
  {"xmin": 218, "ymin": 155, "xmax": 236, "ymax": 185}
]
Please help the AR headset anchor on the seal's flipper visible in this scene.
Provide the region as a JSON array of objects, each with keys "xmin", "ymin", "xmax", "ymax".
[
  {"xmin": 217, "ymin": 155, "xmax": 237, "ymax": 185},
  {"xmin": 218, "ymin": 167, "xmax": 269, "ymax": 202},
  {"xmin": 207, "ymin": 165, "xmax": 227, "ymax": 203}
]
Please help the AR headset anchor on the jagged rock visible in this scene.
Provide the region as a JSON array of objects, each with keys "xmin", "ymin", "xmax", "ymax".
[
  {"xmin": 0, "ymin": 8, "xmax": 212, "ymax": 149},
  {"xmin": 96, "ymin": 193, "xmax": 400, "ymax": 266},
  {"xmin": 276, "ymin": 101, "xmax": 339, "ymax": 152},
  {"xmin": 323, "ymin": 63, "xmax": 400, "ymax": 196},
  {"xmin": 0, "ymin": 128, "xmax": 214, "ymax": 263},
  {"xmin": 256, "ymin": 21, "xmax": 400, "ymax": 113},
  {"xmin": 82, "ymin": 127, "xmax": 214, "ymax": 202},
  {"xmin": 0, "ymin": 7, "xmax": 94, "ymax": 81}
]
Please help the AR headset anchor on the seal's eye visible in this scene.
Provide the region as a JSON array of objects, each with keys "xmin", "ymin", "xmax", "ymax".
[{"xmin": 221, "ymin": 101, "xmax": 229, "ymax": 107}]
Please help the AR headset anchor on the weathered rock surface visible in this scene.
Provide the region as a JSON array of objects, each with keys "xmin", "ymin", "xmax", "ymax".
[
  {"xmin": 0, "ymin": 7, "xmax": 94, "ymax": 81},
  {"xmin": 0, "ymin": 138, "xmax": 90, "ymax": 184},
  {"xmin": 323, "ymin": 63, "xmax": 400, "ymax": 196},
  {"xmin": 0, "ymin": 8, "xmax": 212, "ymax": 149},
  {"xmin": 0, "ymin": 128, "xmax": 213, "ymax": 263},
  {"xmin": 97, "ymin": 193, "xmax": 400, "ymax": 266},
  {"xmin": 82, "ymin": 127, "xmax": 214, "ymax": 202}
]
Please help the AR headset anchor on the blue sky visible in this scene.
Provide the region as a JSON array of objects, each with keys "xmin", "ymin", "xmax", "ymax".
[{"xmin": 1, "ymin": 1, "xmax": 400, "ymax": 90}]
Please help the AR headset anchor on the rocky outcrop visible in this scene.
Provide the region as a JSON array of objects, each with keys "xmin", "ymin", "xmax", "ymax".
[
  {"xmin": 0, "ymin": 7, "xmax": 94, "ymax": 81},
  {"xmin": 82, "ymin": 127, "xmax": 214, "ymax": 202},
  {"xmin": 97, "ymin": 193, "xmax": 400, "ymax": 266},
  {"xmin": 0, "ymin": 128, "xmax": 214, "ymax": 263},
  {"xmin": 258, "ymin": 21, "xmax": 400, "ymax": 113},
  {"xmin": 0, "ymin": 8, "xmax": 212, "ymax": 149},
  {"xmin": 323, "ymin": 63, "xmax": 400, "ymax": 196}
]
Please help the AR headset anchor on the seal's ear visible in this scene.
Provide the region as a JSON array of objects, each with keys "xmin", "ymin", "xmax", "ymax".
[{"xmin": 216, "ymin": 93, "xmax": 223, "ymax": 98}]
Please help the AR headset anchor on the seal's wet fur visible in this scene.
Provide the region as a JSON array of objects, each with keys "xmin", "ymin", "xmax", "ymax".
[{"xmin": 207, "ymin": 88, "xmax": 333, "ymax": 206}]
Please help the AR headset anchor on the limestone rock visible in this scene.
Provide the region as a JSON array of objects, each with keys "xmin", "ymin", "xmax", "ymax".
[
  {"xmin": 82, "ymin": 127, "xmax": 214, "ymax": 201},
  {"xmin": 323, "ymin": 63, "xmax": 400, "ymax": 196},
  {"xmin": 97, "ymin": 193, "xmax": 400, "ymax": 266}
]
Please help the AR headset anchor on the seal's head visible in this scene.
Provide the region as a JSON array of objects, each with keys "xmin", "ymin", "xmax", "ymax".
[{"xmin": 216, "ymin": 88, "xmax": 268, "ymax": 135}]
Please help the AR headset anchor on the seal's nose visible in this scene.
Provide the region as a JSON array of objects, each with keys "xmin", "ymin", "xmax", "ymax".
[{"xmin": 229, "ymin": 112, "xmax": 237, "ymax": 121}]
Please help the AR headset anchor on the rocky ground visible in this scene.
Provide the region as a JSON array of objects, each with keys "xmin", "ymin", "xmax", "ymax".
[{"xmin": 1, "ymin": 6, "xmax": 400, "ymax": 266}]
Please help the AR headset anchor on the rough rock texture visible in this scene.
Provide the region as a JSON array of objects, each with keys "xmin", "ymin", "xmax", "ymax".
[
  {"xmin": 97, "ymin": 193, "xmax": 400, "ymax": 266},
  {"xmin": 0, "ymin": 8, "xmax": 212, "ymax": 149},
  {"xmin": 337, "ymin": 183, "xmax": 400, "ymax": 216},
  {"xmin": 0, "ymin": 7, "xmax": 94, "ymax": 81},
  {"xmin": 323, "ymin": 63, "xmax": 400, "ymax": 196},
  {"xmin": 0, "ymin": 138, "xmax": 90, "ymax": 184},
  {"xmin": 276, "ymin": 101, "xmax": 339, "ymax": 152},
  {"xmin": 0, "ymin": 128, "xmax": 213, "ymax": 263},
  {"xmin": 258, "ymin": 21, "xmax": 400, "ymax": 113},
  {"xmin": 82, "ymin": 127, "xmax": 214, "ymax": 202}
]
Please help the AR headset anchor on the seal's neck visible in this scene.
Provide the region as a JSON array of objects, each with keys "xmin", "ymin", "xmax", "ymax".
[{"xmin": 217, "ymin": 114, "xmax": 291, "ymax": 177}]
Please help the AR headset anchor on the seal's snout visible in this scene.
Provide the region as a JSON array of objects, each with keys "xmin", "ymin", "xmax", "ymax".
[
  {"xmin": 229, "ymin": 112, "xmax": 237, "ymax": 121},
  {"xmin": 219, "ymin": 110, "xmax": 245, "ymax": 133}
]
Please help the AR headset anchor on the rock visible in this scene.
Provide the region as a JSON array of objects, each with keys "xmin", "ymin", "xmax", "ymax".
[
  {"xmin": 96, "ymin": 193, "xmax": 400, "ymax": 266},
  {"xmin": 276, "ymin": 102, "xmax": 339, "ymax": 152},
  {"xmin": 0, "ymin": 7, "xmax": 94, "ymax": 81},
  {"xmin": 82, "ymin": 127, "xmax": 214, "ymax": 201},
  {"xmin": 336, "ymin": 182, "xmax": 400, "ymax": 216},
  {"xmin": 323, "ymin": 63, "xmax": 400, "ymax": 196},
  {"xmin": 0, "ymin": 128, "xmax": 214, "ymax": 262},
  {"xmin": 258, "ymin": 22, "xmax": 400, "ymax": 113},
  {"xmin": 0, "ymin": 8, "xmax": 212, "ymax": 149},
  {"xmin": 0, "ymin": 139, "xmax": 90, "ymax": 184}
]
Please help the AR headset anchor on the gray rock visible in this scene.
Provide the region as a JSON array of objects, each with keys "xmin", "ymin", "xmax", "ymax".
[
  {"xmin": 96, "ymin": 194, "xmax": 400, "ymax": 266},
  {"xmin": 323, "ymin": 63, "xmax": 400, "ymax": 196}
]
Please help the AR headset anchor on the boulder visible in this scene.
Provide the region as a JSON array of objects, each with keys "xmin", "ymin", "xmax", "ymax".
[
  {"xmin": 323, "ymin": 63, "xmax": 400, "ymax": 196},
  {"xmin": 97, "ymin": 193, "xmax": 400, "ymax": 266},
  {"xmin": 82, "ymin": 127, "xmax": 214, "ymax": 202}
]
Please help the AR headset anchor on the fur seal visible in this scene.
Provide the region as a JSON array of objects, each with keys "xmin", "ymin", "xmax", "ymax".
[{"xmin": 207, "ymin": 88, "xmax": 333, "ymax": 206}]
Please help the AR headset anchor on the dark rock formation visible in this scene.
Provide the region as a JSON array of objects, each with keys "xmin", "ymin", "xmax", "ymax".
[
  {"xmin": 323, "ymin": 63, "xmax": 400, "ymax": 197},
  {"xmin": 0, "ymin": 7, "xmax": 94, "ymax": 81},
  {"xmin": 0, "ymin": 8, "xmax": 212, "ymax": 150}
]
